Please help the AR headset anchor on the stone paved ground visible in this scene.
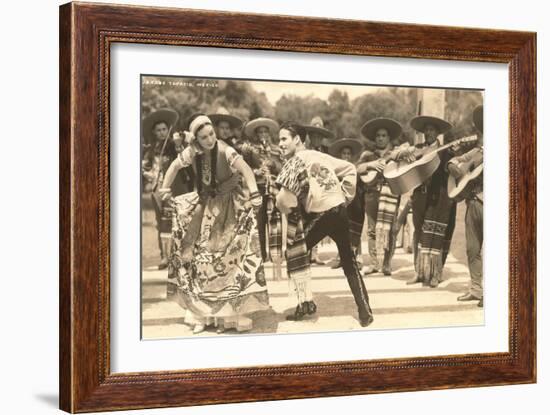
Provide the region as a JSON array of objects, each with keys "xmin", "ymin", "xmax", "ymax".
[{"xmin": 142, "ymin": 241, "xmax": 483, "ymax": 339}]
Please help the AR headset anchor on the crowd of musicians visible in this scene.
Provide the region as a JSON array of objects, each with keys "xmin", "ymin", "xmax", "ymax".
[{"xmin": 142, "ymin": 103, "xmax": 484, "ymax": 334}]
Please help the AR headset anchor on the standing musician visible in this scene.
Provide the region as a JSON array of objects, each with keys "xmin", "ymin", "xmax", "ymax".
[
  {"xmin": 275, "ymin": 122, "xmax": 373, "ymax": 326},
  {"xmin": 241, "ymin": 117, "xmax": 283, "ymax": 262},
  {"xmin": 399, "ymin": 115, "xmax": 457, "ymax": 287},
  {"xmin": 449, "ymin": 105, "xmax": 484, "ymax": 307},
  {"xmin": 356, "ymin": 118, "xmax": 403, "ymax": 276},
  {"xmin": 142, "ymin": 108, "xmax": 194, "ymax": 270},
  {"xmin": 328, "ymin": 137, "xmax": 365, "ymax": 269},
  {"xmin": 304, "ymin": 116, "xmax": 336, "ymax": 153},
  {"xmin": 208, "ymin": 107, "xmax": 243, "ymax": 149}
]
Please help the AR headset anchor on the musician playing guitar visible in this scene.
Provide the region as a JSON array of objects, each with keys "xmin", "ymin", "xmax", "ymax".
[
  {"xmin": 241, "ymin": 117, "xmax": 283, "ymax": 263},
  {"xmin": 449, "ymin": 105, "xmax": 484, "ymax": 307},
  {"xmin": 402, "ymin": 115, "xmax": 457, "ymax": 288},
  {"xmin": 208, "ymin": 107, "xmax": 243, "ymax": 149},
  {"xmin": 142, "ymin": 109, "xmax": 195, "ymax": 270},
  {"xmin": 356, "ymin": 118, "xmax": 403, "ymax": 276}
]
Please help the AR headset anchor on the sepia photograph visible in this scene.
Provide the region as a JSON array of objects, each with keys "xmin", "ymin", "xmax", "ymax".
[
  {"xmin": 53, "ymin": 2, "xmax": 538, "ymax": 412},
  {"xmin": 140, "ymin": 75, "xmax": 484, "ymax": 339}
]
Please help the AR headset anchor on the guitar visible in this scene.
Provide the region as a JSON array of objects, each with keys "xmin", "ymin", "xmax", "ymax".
[
  {"xmin": 382, "ymin": 135, "xmax": 478, "ymax": 195},
  {"xmin": 447, "ymin": 158, "xmax": 483, "ymax": 200},
  {"xmin": 359, "ymin": 151, "xmax": 395, "ymax": 186}
]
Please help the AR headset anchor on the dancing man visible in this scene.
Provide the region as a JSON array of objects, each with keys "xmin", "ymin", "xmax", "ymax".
[
  {"xmin": 275, "ymin": 122, "xmax": 374, "ymax": 327},
  {"xmin": 328, "ymin": 137, "xmax": 365, "ymax": 269},
  {"xmin": 303, "ymin": 116, "xmax": 337, "ymax": 265}
]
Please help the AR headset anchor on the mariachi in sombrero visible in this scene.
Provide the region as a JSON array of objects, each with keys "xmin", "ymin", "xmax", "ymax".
[
  {"xmin": 208, "ymin": 107, "xmax": 243, "ymax": 130},
  {"xmin": 243, "ymin": 117, "xmax": 280, "ymax": 139},
  {"xmin": 360, "ymin": 117, "xmax": 403, "ymax": 142},
  {"xmin": 409, "ymin": 115, "xmax": 452, "ymax": 135},
  {"xmin": 304, "ymin": 116, "xmax": 336, "ymax": 148},
  {"xmin": 329, "ymin": 138, "xmax": 364, "ymax": 161},
  {"xmin": 142, "ymin": 108, "xmax": 179, "ymax": 146},
  {"xmin": 305, "ymin": 116, "xmax": 336, "ymax": 138},
  {"xmin": 447, "ymin": 105, "xmax": 484, "ymax": 200}
]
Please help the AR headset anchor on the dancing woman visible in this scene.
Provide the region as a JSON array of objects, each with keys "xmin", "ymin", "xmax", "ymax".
[{"xmin": 160, "ymin": 114, "xmax": 269, "ymax": 334}]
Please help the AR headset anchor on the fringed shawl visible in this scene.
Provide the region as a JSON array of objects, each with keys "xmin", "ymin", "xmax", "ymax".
[
  {"xmin": 416, "ymin": 154, "xmax": 457, "ymax": 284},
  {"xmin": 275, "ymin": 156, "xmax": 312, "ymax": 281},
  {"xmin": 375, "ymin": 184, "xmax": 400, "ymax": 265}
]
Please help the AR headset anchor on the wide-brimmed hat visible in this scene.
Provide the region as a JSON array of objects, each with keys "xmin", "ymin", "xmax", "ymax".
[
  {"xmin": 410, "ymin": 115, "xmax": 452, "ymax": 135},
  {"xmin": 361, "ymin": 117, "xmax": 402, "ymax": 142},
  {"xmin": 304, "ymin": 116, "xmax": 336, "ymax": 140},
  {"xmin": 208, "ymin": 107, "xmax": 243, "ymax": 130},
  {"xmin": 243, "ymin": 117, "xmax": 280, "ymax": 139},
  {"xmin": 142, "ymin": 108, "xmax": 179, "ymax": 145},
  {"xmin": 473, "ymin": 105, "xmax": 483, "ymax": 133},
  {"xmin": 328, "ymin": 138, "xmax": 363, "ymax": 160}
]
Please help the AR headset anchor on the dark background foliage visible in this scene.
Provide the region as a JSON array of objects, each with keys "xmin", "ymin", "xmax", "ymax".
[{"xmin": 142, "ymin": 76, "xmax": 483, "ymax": 143}]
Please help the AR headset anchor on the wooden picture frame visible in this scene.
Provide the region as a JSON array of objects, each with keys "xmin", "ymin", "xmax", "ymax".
[{"xmin": 59, "ymin": 2, "xmax": 536, "ymax": 412}]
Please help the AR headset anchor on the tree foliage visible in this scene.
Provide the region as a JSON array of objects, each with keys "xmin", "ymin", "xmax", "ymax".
[{"xmin": 142, "ymin": 76, "xmax": 483, "ymax": 143}]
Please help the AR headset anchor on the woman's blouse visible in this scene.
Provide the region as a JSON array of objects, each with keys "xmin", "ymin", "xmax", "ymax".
[{"xmin": 173, "ymin": 140, "xmax": 242, "ymax": 186}]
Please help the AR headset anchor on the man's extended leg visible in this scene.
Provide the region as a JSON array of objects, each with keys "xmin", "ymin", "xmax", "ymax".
[
  {"xmin": 330, "ymin": 207, "xmax": 374, "ymax": 327},
  {"xmin": 305, "ymin": 206, "xmax": 374, "ymax": 327}
]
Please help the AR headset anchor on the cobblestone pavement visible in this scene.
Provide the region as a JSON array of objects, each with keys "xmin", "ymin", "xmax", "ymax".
[{"xmin": 142, "ymin": 242, "xmax": 483, "ymax": 339}]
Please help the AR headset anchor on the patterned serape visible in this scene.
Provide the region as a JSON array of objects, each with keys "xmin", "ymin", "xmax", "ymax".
[
  {"xmin": 266, "ymin": 178, "xmax": 283, "ymax": 263},
  {"xmin": 274, "ymin": 156, "xmax": 314, "ymax": 302},
  {"xmin": 416, "ymin": 179, "xmax": 456, "ymax": 285},
  {"xmin": 375, "ymin": 183, "xmax": 400, "ymax": 266}
]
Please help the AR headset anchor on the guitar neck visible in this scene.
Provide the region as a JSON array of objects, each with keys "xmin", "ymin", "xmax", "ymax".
[
  {"xmin": 438, "ymin": 135, "xmax": 478, "ymax": 152},
  {"xmin": 420, "ymin": 135, "xmax": 478, "ymax": 157},
  {"xmin": 371, "ymin": 148, "xmax": 395, "ymax": 162}
]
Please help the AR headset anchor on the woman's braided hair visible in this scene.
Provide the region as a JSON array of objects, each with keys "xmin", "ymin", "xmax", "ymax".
[{"xmin": 187, "ymin": 113, "xmax": 218, "ymax": 196}]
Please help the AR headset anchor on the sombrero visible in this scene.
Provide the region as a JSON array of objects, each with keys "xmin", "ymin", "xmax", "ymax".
[
  {"xmin": 329, "ymin": 138, "xmax": 363, "ymax": 160},
  {"xmin": 410, "ymin": 115, "xmax": 452, "ymax": 135},
  {"xmin": 208, "ymin": 107, "xmax": 243, "ymax": 130},
  {"xmin": 243, "ymin": 117, "xmax": 280, "ymax": 139},
  {"xmin": 304, "ymin": 116, "xmax": 336, "ymax": 140},
  {"xmin": 142, "ymin": 108, "xmax": 179, "ymax": 145},
  {"xmin": 360, "ymin": 117, "xmax": 402, "ymax": 142},
  {"xmin": 473, "ymin": 105, "xmax": 483, "ymax": 133}
]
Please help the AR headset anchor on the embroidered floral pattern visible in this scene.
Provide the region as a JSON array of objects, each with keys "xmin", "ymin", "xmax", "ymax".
[
  {"xmin": 308, "ymin": 162, "xmax": 339, "ymax": 192},
  {"xmin": 166, "ymin": 150, "xmax": 269, "ymax": 319}
]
